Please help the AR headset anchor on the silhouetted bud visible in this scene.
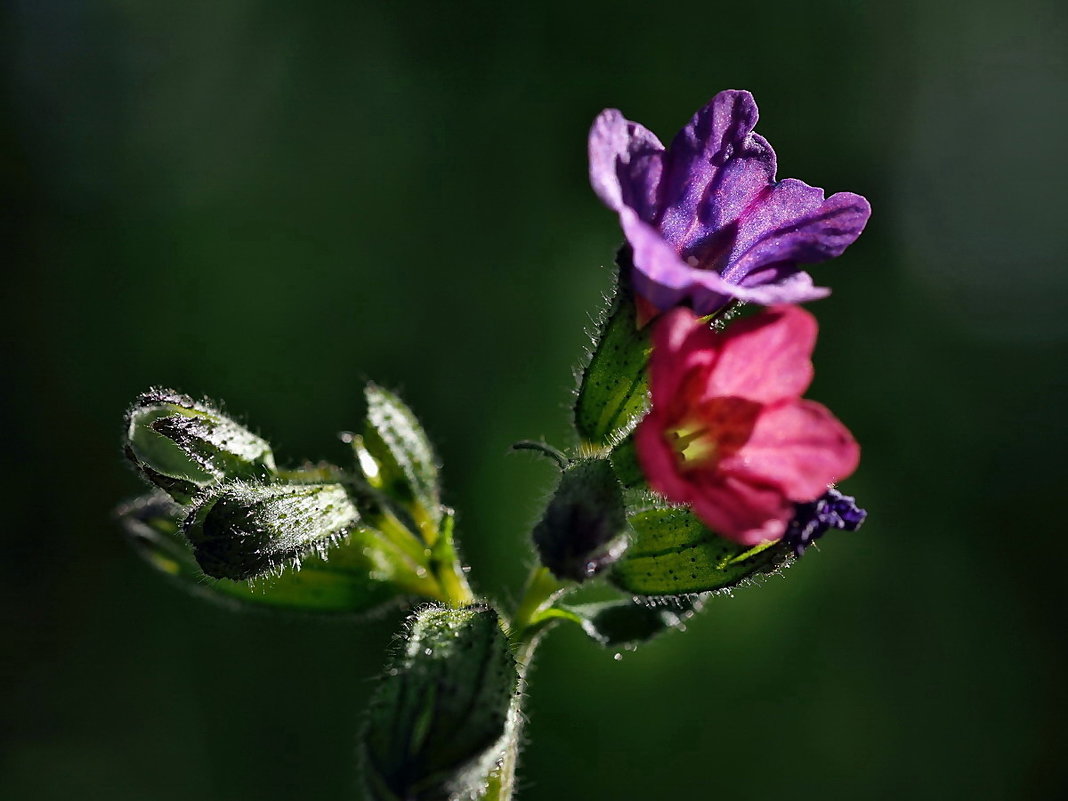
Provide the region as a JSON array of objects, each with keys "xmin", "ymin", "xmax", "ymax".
[{"xmin": 532, "ymin": 458, "xmax": 630, "ymax": 582}]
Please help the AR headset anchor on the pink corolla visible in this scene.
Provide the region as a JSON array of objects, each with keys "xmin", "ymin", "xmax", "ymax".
[{"xmin": 634, "ymin": 304, "xmax": 859, "ymax": 545}]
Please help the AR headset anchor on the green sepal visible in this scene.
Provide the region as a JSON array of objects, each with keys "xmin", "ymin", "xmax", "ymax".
[
  {"xmin": 608, "ymin": 434, "xmax": 644, "ymax": 489},
  {"xmin": 610, "ymin": 500, "xmax": 793, "ymax": 596},
  {"xmin": 361, "ymin": 604, "xmax": 518, "ymax": 801},
  {"xmin": 531, "ymin": 458, "xmax": 630, "ymax": 582},
  {"xmin": 124, "ymin": 389, "xmax": 275, "ymax": 503},
  {"xmin": 183, "ymin": 480, "xmax": 362, "ymax": 580},
  {"xmin": 573, "ymin": 272, "xmax": 651, "ymax": 451},
  {"xmin": 116, "ymin": 492, "xmax": 407, "ymax": 615},
  {"xmin": 551, "ymin": 596, "xmax": 705, "ymax": 649},
  {"xmin": 360, "ymin": 383, "xmax": 442, "ymax": 533}
]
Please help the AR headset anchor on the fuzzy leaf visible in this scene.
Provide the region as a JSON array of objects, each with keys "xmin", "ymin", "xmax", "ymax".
[
  {"xmin": 117, "ymin": 492, "xmax": 405, "ymax": 614},
  {"xmin": 610, "ymin": 503, "xmax": 793, "ymax": 596},
  {"xmin": 573, "ymin": 276, "xmax": 651, "ymax": 450},
  {"xmin": 556, "ymin": 596, "xmax": 704, "ymax": 648},
  {"xmin": 362, "ymin": 384, "xmax": 442, "ymax": 529},
  {"xmin": 362, "ymin": 604, "xmax": 517, "ymax": 801}
]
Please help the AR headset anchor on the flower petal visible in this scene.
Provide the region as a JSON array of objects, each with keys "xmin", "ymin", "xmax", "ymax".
[
  {"xmin": 634, "ymin": 408, "xmax": 701, "ymax": 503},
  {"xmin": 705, "ymin": 305, "xmax": 817, "ymax": 403},
  {"xmin": 723, "ymin": 182, "xmax": 871, "ymax": 283},
  {"xmin": 588, "ymin": 109, "xmax": 665, "ymax": 221},
  {"xmin": 647, "ymin": 307, "xmax": 717, "ymax": 406},
  {"xmin": 622, "ymin": 210, "xmax": 829, "ymax": 315},
  {"xmin": 720, "ymin": 400, "xmax": 860, "ymax": 500},
  {"xmin": 657, "ymin": 90, "xmax": 777, "ymax": 250},
  {"xmin": 688, "ymin": 474, "xmax": 792, "ymax": 546},
  {"xmin": 621, "ymin": 208, "xmax": 705, "ymax": 311}
]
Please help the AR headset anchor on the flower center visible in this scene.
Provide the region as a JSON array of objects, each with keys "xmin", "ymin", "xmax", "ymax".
[
  {"xmin": 664, "ymin": 397, "xmax": 762, "ymax": 472},
  {"xmin": 681, "ymin": 222, "xmax": 740, "ymax": 277},
  {"xmin": 666, "ymin": 421, "xmax": 718, "ymax": 469}
]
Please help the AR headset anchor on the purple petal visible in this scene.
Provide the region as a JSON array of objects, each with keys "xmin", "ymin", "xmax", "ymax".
[
  {"xmin": 657, "ymin": 90, "xmax": 777, "ymax": 250},
  {"xmin": 620, "ymin": 209, "xmax": 695, "ymax": 309},
  {"xmin": 588, "ymin": 109, "xmax": 664, "ymax": 221},
  {"xmin": 622, "ymin": 210, "xmax": 831, "ymax": 315},
  {"xmin": 723, "ymin": 183, "xmax": 871, "ymax": 282}
]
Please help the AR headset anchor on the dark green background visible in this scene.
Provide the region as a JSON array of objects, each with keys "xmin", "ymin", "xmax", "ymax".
[{"xmin": 4, "ymin": 1, "xmax": 1066, "ymax": 799}]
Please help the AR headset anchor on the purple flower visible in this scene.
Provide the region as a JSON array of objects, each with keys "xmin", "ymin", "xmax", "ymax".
[
  {"xmin": 589, "ymin": 90, "xmax": 871, "ymax": 315},
  {"xmin": 783, "ymin": 487, "xmax": 867, "ymax": 557}
]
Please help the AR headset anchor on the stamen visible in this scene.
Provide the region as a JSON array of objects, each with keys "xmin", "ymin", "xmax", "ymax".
[{"xmin": 666, "ymin": 422, "xmax": 717, "ymax": 468}]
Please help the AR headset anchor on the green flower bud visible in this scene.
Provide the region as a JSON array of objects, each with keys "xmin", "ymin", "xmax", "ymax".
[
  {"xmin": 362, "ymin": 604, "xmax": 517, "ymax": 801},
  {"xmin": 124, "ymin": 389, "xmax": 275, "ymax": 502},
  {"xmin": 184, "ymin": 481, "xmax": 358, "ymax": 580}
]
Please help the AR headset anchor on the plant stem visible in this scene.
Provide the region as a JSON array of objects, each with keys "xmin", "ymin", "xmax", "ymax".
[
  {"xmin": 477, "ymin": 567, "xmax": 571, "ymax": 801},
  {"xmin": 510, "ymin": 565, "xmax": 568, "ymax": 639},
  {"xmin": 433, "ymin": 555, "xmax": 474, "ymax": 605},
  {"xmin": 510, "ymin": 440, "xmax": 570, "ymax": 470}
]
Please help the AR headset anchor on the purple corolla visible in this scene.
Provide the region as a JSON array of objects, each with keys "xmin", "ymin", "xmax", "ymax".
[{"xmin": 589, "ymin": 90, "xmax": 871, "ymax": 315}]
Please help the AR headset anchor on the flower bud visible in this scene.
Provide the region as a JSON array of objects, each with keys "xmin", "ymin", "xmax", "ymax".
[
  {"xmin": 184, "ymin": 481, "xmax": 358, "ymax": 580},
  {"xmin": 124, "ymin": 389, "xmax": 275, "ymax": 502},
  {"xmin": 362, "ymin": 604, "xmax": 517, "ymax": 801},
  {"xmin": 532, "ymin": 458, "xmax": 630, "ymax": 582}
]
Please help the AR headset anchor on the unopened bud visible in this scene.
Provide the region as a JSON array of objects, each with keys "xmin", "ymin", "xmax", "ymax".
[
  {"xmin": 532, "ymin": 458, "xmax": 630, "ymax": 582},
  {"xmin": 124, "ymin": 389, "xmax": 275, "ymax": 502},
  {"xmin": 184, "ymin": 481, "xmax": 358, "ymax": 580},
  {"xmin": 362, "ymin": 604, "xmax": 517, "ymax": 801}
]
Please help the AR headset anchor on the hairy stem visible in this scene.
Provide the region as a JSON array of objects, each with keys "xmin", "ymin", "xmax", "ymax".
[{"xmin": 477, "ymin": 567, "xmax": 571, "ymax": 800}]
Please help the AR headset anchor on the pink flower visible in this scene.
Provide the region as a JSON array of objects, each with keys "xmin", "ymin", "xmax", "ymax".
[{"xmin": 634, "ymin": 305, "xmax": 859, "ymax": 545}]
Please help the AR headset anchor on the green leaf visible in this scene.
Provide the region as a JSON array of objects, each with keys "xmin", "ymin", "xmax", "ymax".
[
  {"xmin": 124, "ymin": 389, "xmax": 275, "ymax": 503},
  {"xmin": 531, "ymin": 458, "xmax": 630, "ymax": 582},
  {"xmin": 117, "ymin": 492, "xmax": 406, "ymax": 615},
  {"xmin": 361, "ymin": 383, "xmax": 442, "ymax": 530},
  {"xmin": 554, "ymin": 596, "xmax": 705, "ymax": 649},
  {"xmin": 610, "ymin": 503, "xmax": 793, "ymax": 596},
  {"xmin": 362, "ymin": 604, "xmax": 518, "ymax": 801},
  {"xmin": 573, "ymin": 277, "xmax": 651, "ymax": 450}
]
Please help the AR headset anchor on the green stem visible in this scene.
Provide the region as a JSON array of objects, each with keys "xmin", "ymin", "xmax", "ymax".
[
  {"xmin": 510, "ymin": 440, "xmax": 570, "ymax": 470},
  {"xmin": 510, "ymin": 565, "xmax": 568, "ymax": 641},
  {"xmin": 428, "ymin": 514, "xmax": 474, "ymax": 606},
  {"xmin": 477, "ymin": 567, "xmax": 571, "ymax": 801},
  {"xmin": 433, "ymin": 555, "xmax": 474, "ymax": 605}
]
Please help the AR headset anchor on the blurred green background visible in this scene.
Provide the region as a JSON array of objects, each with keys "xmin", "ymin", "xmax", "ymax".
[{"xmin": 4, "ymin": 1, "xmax": 1067, "ymax": 798}]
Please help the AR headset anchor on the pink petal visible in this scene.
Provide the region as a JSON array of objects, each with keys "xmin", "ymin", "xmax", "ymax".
[
  {"xmin": 719, "ymin": 400, "xmax": 860, "ymax": 500},
  {"xmin": 648, "ymin": 307, "xmax": 717, "ymax": 406},
  {"xmin": 705, "ymin": 305, "xmax": 817, "ymax": 404},
  {"xmin": 688, "ymin": 474, "xmax": 793, "ymax": 546}
]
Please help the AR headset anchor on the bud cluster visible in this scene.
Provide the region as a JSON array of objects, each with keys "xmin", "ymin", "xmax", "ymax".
[{"xmin": 118, "ymin": 385, "xmax": 471, "ymax": 614}]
